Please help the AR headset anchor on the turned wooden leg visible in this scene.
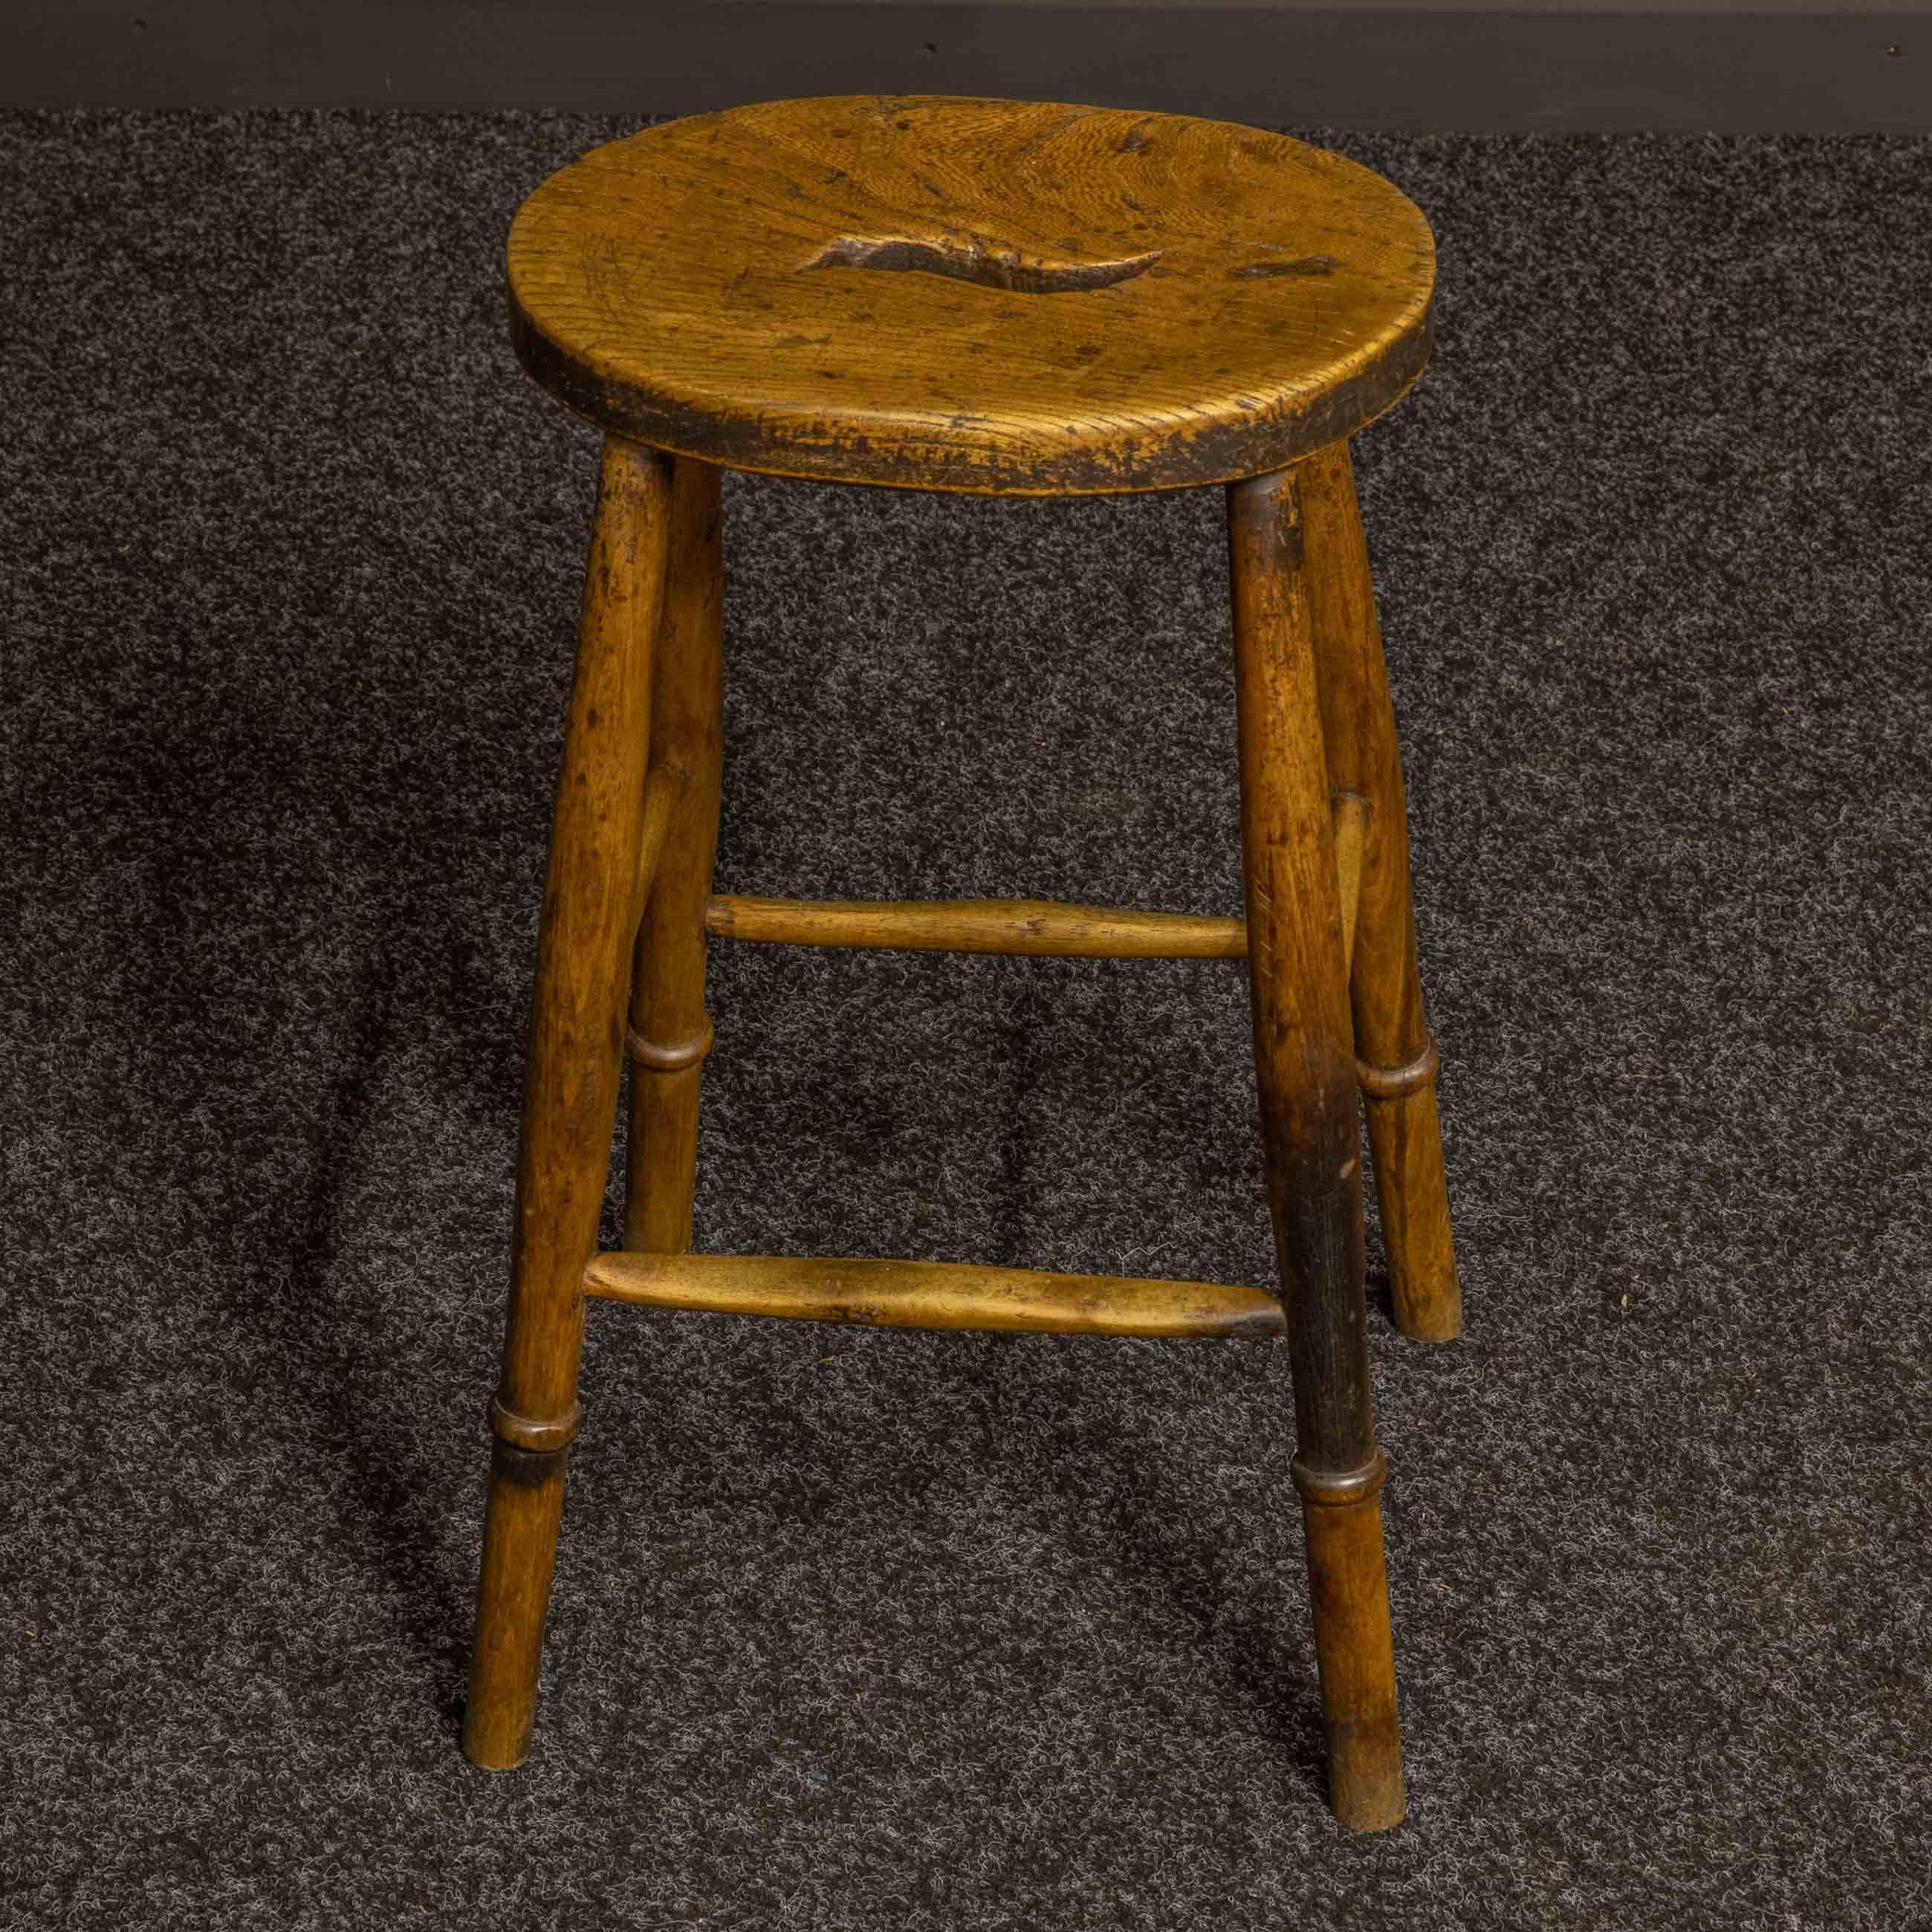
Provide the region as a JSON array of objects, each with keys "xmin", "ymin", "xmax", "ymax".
[
  {"xmin": 625, "ymin": 459, "xmax": 724, "ymax": 1254},
  {"xmin": 1300, "ymin": 441, "xmax": 1462, "ymax": 1345},
  {"xmin": 1229, "ymin": 464, "xmax": 1405, "ymax": 1832},
  {"xmin": 464, "ymin": 435, "xmax": 672, "ymax": 1769}
]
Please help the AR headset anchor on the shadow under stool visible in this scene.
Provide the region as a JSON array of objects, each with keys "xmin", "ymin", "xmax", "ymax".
[{"xmin": 464, "ymin": 94, "xmax": 1464, "ymax": 1833}]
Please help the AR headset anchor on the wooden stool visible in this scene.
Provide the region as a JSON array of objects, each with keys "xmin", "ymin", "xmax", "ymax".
[{"xmin": 465, "ymin": 96, "xmax": 1462, "ymax": 1832}]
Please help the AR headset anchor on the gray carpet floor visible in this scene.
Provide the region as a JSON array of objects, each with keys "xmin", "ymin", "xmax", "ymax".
[{"xmin": 4, "ymin": 111, "xmax": 1930, "ymax": 1930}]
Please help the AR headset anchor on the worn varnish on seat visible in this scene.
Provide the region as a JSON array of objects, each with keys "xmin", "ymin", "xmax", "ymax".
[{"xmin": 507, "ymin": 96, "xmax": 1435, "ymax": 493}]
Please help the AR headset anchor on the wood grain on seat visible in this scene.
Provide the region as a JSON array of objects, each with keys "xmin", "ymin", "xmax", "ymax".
[{"xmin": 507, "ymin": 95, "xmax": 1436, "ymax": 494}]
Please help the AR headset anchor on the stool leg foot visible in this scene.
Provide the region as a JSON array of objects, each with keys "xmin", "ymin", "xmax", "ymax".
[
  {"xmin": 1300, "ymin": 441, "xmax": 1462, "ymax": 1344},
  {"xmin": 1297, "ymin": 1459, "xmax": 1406, "ymax": 1831},
  {"xmin": 466, "ymin": 1438, "xmax": 570, "ymax": 1768},
  {"xmin": 1229, "ymin": 464, "xmax": 1406, "ymax": 1832},
  {"xmin": 464, "ymin": 435, "xmax": 672, "ymax": 1769},
  {"xmin": 626, "ymin": 459, "xmax": 724, "ymax": 1255}
]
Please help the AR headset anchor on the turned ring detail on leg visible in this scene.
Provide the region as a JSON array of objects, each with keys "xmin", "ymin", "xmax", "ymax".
[
  {"xmin": 627, "ymin": 1016, "xmax": 714, "ymax": 1071},
  {"xmin": 1355, "ymin": 1037, "xmax": 1439, "ymax": 1102},
  {"xmin": 1291, "ymin": 1448, "xmax": 1388, "ymax": 1508},
  {"xmin": 488, "ymin": 1395, "xmax": 584, "ymax": 1456}
]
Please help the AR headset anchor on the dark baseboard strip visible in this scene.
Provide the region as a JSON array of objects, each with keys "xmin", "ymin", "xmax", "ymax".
[{"xmin": 2, "ymin": 4, "xmax": 1927, "ymax": 131}]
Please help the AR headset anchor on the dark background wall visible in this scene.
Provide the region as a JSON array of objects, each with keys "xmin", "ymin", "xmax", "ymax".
[{"xmin": 4, "ymin": 0, "xmax": 1928, "ymax": 129}]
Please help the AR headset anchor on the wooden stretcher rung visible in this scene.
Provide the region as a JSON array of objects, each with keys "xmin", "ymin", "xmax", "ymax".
[
  {"xmin": 701, "ymin": 797, "xmax": 1369, "ymax": 967},
  {"xmin": 703, "ymin": 894, "xmax": 1246, "ymax": 959},
  {"xmin": 582, "ymin": 1251, "xmax": 1287, "ymax": 1340}
]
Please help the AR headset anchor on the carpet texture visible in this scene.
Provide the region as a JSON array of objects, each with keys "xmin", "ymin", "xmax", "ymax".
[{"xmin": 3, "ymin": 113, "xmax": 1929, "ymax": 1930}]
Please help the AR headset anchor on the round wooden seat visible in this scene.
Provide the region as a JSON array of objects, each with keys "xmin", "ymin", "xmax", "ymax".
[{"xmin": 507, "ymin": 95, "xmax": 1436, "ymax": 495}]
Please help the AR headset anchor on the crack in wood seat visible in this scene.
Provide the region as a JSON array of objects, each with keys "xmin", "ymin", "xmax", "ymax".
[{"xmin": 507, "ymin": 95, "xmax": 1436, "ymax": 494}]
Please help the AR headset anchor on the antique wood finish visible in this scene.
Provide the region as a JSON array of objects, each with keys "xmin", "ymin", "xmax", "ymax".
[
  {"xmin": 464, "ymin": 435, "xmax": 671, "ymax": 1771},
  {"xmin": 634, "ymin": 759, "xmax": 687, "ymax": 909},
  {"xmin": 1229, "ymin": 462, "xmax": 1404, "ymax": 1830},
  {"xmin": 624, "ymin": 458, "xmax": 725, "ymax": 1255},
  {"xmin": 584, "ymin": 1251, "xmax": 1287, "ymax": 1339},
  {"xmin": 1300, "ymin": 441, "xmax": 1462, "ymax": 1343},
  {"xmin": 704, "ymin": 893, "xmax": 1247, "ymax": 959},
  {"xmin": 479, "ymin": 99, "xmax": 1464, "ymax": 1829},
  {"xmin": 507, "ymin": 97, "xmax": 1435, "ymax": 496},
  {"xmin": 1331, "ymin": 791, "xmax": 1369, "ymax": 976}
]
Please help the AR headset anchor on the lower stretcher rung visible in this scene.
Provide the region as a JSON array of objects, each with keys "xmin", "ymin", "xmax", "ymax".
[{"xmin": 583, "ymin": 1250, "xmax": 1286, "ymax": 1339}]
